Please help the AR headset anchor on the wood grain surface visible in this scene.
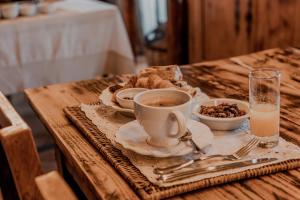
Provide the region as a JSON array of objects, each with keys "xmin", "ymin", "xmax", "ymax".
[
  {"xmin": 36, "ymin": 171, "xmax": 78, "ymax": 200},
  {"xmin": 187, "ymin": 0, "xmax": 204, "ymax": 63},
  {"xmin": 188, "ymin": 0, "xmax": 300, "ymax": 62},
  {"xmin": 25, "ymin": 48, "xmax": 300, "ymax": 200},
  {"xmin": 0, "ymin": 92, "xmax": 43, "ymax": 200},
  {"xmin": 203, "ymin": 0, "xmax": 255, "ymax": 60},
  {"xmin": 254, "ymin": 0, "xmax": 298, "ymax": 50}
]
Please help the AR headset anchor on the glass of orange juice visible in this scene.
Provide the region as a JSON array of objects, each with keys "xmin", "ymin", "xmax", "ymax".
[{"xmin": 249, "ymin": 68, "xmax": 281, "ymax": 148}]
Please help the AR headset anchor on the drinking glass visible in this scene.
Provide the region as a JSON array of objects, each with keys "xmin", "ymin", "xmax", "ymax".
[{"xmin": 249, "ymin": 68, "xmax": 281, "ymax": 148}]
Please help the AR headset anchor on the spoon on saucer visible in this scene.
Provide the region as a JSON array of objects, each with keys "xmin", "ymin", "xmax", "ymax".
[{"xmin": 181, "ymin": 129, "xmax": 206, "ymax": 154}]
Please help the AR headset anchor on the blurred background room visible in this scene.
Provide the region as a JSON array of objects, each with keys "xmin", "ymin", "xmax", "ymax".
[{"xmin": 0, "ymin": 0, "xmax": 299, "ymax": 198}]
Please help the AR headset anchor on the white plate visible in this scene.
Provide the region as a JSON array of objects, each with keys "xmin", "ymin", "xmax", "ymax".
[
  {"xmin": 115, "ymin": 119, "xmax": 213, "ymax": 158},
  {"xmin": 100, "ymin": 87, "xmax": 134, "ymax": 114},
  {"xmin": 100, "ymin": 86, "xmax": 209, "ymax": 116}
]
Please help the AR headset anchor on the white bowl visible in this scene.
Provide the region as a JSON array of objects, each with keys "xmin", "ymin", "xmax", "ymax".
[
  {"xmin": 193, "ymin": 98, "xmax": 249, "ymax": 131},
  {"xmin": 116, "ymin": 88, "xmax": 148, "ymax": 109},
  {"xmin": 1, "ymin": 3, "xmax": 19, "ymax": 19},
  {"xmin": 38, "ymin": 2, "xmax": 56, "ymax": 14},
  {"xmin": 20, "ymin": 3, "xmax": 37, "ymax": 16}
]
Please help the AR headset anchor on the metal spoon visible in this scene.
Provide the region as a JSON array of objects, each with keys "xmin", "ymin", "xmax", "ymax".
[{"xmin": 181, "ymin": 129, "xmax": 205, "ymax": 154}]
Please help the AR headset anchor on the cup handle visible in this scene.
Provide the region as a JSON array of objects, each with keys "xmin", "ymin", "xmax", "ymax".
[{"xmin": 168, "ymin": 111, "xmax": 187, "ymax": 138}]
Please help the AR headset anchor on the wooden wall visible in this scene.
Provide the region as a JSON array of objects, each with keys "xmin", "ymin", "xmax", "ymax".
[
  {"xmin": 188, "ymin": 0, "xmax": 300, "ymax": 63},
  {"xmin": 167, "ymin": 0, "xmax": 188, "ymax": 65},
  {"xmin": 102, "ymin": 0, "xmax": 300, "ymax": 65}
]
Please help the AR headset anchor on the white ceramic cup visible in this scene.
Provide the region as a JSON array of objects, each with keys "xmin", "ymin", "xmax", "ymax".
[
  {"xmin": 1, "ymin": 3, "xmax": 19, "ymax": 19},
  {"xmin": 37, "ymin": 2, "xmax": 55, "ymax": 14},
  {"xmin": 134, "ymin": 89, "xmax": 192, "ymax": 148},
  {"xmin": 20, "ymin": 3, "xmax": 37, "ymax": 16}
]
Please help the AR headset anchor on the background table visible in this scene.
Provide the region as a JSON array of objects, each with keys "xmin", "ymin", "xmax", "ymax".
[
  {"xmin": 25, "ymin": 48, "xmax": 300, "ymax": 199},
  {"xmin": 0, "ymin": 0, "xmax": 134, "ymax": 95}
]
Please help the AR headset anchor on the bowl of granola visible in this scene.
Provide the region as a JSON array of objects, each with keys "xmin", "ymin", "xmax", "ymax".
[
  {"xmin": 116, "ymin": 88, "xmax": 148, "ymax": 109},
  {"xmin": 193, "ymin": 98, "xmax": 249, "ymax": 131}
]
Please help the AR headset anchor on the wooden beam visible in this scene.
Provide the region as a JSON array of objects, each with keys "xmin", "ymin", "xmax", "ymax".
[
  {"xmin": 167, "ymin": 0, "xmax": 188, "ymax": 64},
  {"xmin": 187, "ymin": 0, "xmax": 204, "ymax": 63},
  {"xmin": 113, "ymin": 0, "xmax": 143, "ymax": 57},
  {"xmin": 294, "ymin": 0, "xmax": 300, "ymax": 48}
]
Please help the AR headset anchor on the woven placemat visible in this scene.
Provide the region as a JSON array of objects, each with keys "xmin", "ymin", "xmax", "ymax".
[{"xmin": 64, "ymin": 105, "xmax": 300, "ymax": 200}]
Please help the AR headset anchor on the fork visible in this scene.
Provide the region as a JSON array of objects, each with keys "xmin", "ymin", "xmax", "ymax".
[{"xmin": 153, "ymin": 137, "xmax": 259, "ymax": 175}]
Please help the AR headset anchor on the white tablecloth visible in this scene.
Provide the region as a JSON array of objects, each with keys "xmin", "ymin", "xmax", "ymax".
[{"xmin": 0, "ymin": 0, "xmax": 134, "ymax": 95}]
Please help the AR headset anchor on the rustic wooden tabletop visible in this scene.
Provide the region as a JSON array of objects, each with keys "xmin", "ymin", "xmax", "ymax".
[{"xmin": 25, "ymin": 48, "xmax": 300, "ymax": 200}]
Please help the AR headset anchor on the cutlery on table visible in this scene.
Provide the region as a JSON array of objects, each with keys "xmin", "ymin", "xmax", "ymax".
[
  {"xmin": 181, "ymin": 128, "xmax": 205, "ymax": 154},
  {"xmin": 154, "ymin": 138, "xmax": 259, "ymax": 175},
  {"xmin": 158, "ymin": 157, "xmax": 277, "ymax": 182}
]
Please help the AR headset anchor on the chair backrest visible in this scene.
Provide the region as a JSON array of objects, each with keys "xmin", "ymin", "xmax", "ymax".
[
  {"xmin": 0, "ymin": 92, "xmax": 77, "ymax": 200},
  {"xmin": 0, "ymin": 92, "xmax": 78, "ymax": 200},
  {"xmin": 0, "ymin": 92, "xmax": 43, "ymax": 200},
  {"xmin": 35, "ymin": 171, "xmax": 77, "ymax": 200}
]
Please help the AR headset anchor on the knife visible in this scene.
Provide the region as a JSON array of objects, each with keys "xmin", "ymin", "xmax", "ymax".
[{"xmin": 158, "ymin": 158, "xmax": 277, "ymax": 182}]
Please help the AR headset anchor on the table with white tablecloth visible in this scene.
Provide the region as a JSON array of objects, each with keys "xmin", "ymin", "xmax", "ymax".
[{"xmin": 0, "ymin": 0, "xmax": 134, "ymax": 95}]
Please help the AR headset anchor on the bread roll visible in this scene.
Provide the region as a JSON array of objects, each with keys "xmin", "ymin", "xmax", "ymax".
[
  {"xmin": 157, "ymin": 80, "xmax": 175, "ymax": 88},
  {"xmin": 147, "ymin": 74, "xmax": 162, "ymax": 89},
  {"xmin": 138, "ymin": 65, "xmax": 183, "ymax": 81},
  {"xmin": 136, "ymin": 77, "xmax": 148, "ymax": 88}
]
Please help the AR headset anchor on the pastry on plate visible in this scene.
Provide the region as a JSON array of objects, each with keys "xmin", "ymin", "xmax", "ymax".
[
  {"xmin": 138, "ymin": 65, "xmax": 183, "ymax": 81},
  {"xmin": 109, "ymin": 65, "xmax": 197, "ymax": 104}
]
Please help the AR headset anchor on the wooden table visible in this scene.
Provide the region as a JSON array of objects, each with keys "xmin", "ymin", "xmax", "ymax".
[{"xmin": 25, "ymin": 48, "xmax": 300, "ymax": 200}]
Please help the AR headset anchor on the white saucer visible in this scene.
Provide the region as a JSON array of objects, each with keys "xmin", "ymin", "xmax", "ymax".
[
  {"xmin": 100, "ymin": 86, "xmax": 209, "ymax": 117},
  {"xmin": 100, "ymin": 87, "xmax": 134, "ymax": 114},
  {"xmin": 115, "ymin": 119, "xmax": 213, "ymax": 158}
]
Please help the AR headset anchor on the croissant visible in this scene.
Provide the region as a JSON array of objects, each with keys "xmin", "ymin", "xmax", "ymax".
[
  {"xmin": 110, "ymin": 66, "xmax": 198, "ymax": 104},
  {"xmin": 138, "ymin": 65, "xmax": 182, "ymax": 81},
  {"xmin": 147, "ymin": 74, "xmax": 162, "ymax": 89},
  {"xmin": 157, "ymin": 80, "xmax": 175, "ymax": 88},
  {"xmin": 136, "ymin": 77, "xmax": 148, "ymax": 88}
]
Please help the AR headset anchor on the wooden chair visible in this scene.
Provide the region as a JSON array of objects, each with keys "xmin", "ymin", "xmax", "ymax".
[
  {"xmin": 35, "ymin": 171, "xmax": 78, "ymax": 200},
  {"xmin": 0, "ymin": 92, "xmax": 77, "ymax": 200}
]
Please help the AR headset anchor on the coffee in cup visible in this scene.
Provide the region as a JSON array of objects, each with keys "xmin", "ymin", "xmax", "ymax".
[
  {"xmin": 144, "ymin": 99, "xmax": 187, "ymax": 107},
  {"xmin": 134, "ymin": 89, "xmax": 192, "ymax": 147}
]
